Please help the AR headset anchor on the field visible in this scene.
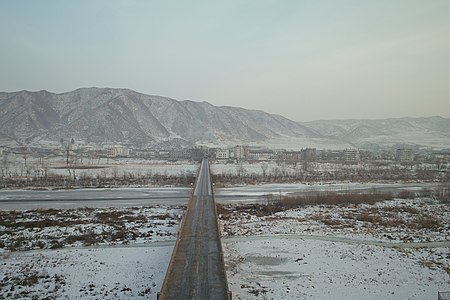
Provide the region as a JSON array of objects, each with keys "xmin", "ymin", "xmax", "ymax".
[{"xmin": 1, "ymin": 191, "xmax": 449, "ymax": 299}]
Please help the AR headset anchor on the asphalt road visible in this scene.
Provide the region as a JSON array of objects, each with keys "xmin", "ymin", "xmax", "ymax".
[{"xmin": 158, "ymin": 159, "xmax": 230, "ymax": 300}]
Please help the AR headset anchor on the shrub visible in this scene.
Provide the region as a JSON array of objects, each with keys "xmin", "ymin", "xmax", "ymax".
[
  {"xmin": 411, "ymin": 216, "xmax": 441, "ymax": 230},
  {"xmin": 397, "ymin": 190, "xmax": 416, "ymax": 199},
  {"xmin": 280, "ymin": 191, "xmax": 392, "ymax": 208}
]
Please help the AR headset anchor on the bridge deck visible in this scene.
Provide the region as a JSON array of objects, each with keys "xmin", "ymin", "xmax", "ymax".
[{"xmin": 158, "ymin": 159, "xmax": 230, "ymax": 300}]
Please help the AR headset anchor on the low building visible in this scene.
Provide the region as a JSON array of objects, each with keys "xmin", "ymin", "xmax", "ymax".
[
  {"xmin": 247, "ymin": 149, "xmax": 274, "ymax": 161},
  {"xmin": 109, "ymin": 146, "xmax": 129, "ymax": 157},
  {"xmin": 216, "ymin": 149, "xmax": 230, "ymax": 160},
  {"xmin": 158, "ymin": 150, "xmax": 170, "ymax": 159},
  {"xmin": 434, "ymin": 151, "xmax": 450, "ymax": 163}
]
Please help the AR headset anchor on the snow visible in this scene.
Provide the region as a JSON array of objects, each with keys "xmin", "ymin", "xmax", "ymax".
[
  {"xmin": 219, "ymin": 197, "xmax": 450, "ymax": 243},
  {"xmin": 1, "ymin": 194, "xmax": 449, "ymax": 299},
  {"xmin": 223, "ymin": 237, "xmax": 449, "ymax": 300},
  {"xmin": 0, "ymin": 244, "xmax": 173, "ymax": 299}
]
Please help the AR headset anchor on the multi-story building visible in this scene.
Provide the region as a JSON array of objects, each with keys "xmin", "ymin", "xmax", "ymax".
[
  {"xmin": 396, "ymin": 149, "xmax": 413, "ymax": 162},
  {"xmin": 169, "ymin": 149, "xmax": 192, "ymax": 160},
  {"xmin": 233, "ymin": 145, "xmax": 248, "ymax": 160},
  {"xmin": 301, "ymin": 148, "xmax": 317, "ymax": 161},
  {"xmin": 280, "ymin": 151, "xmax": 302, "ymax": 162},
  {"xmin": 343, "ymin": 148, "xmax": 359, "ymax": 162}
]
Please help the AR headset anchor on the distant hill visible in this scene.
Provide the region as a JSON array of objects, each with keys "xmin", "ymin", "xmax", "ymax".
[
  {"xmin": 1, "ymin": 88, "xmax": 448, "ymax": 150},
  {"xmin": 0, "ymin": 88, "xmax": 340, "ymax": 149},
  {"xmin": 301, "ymin": 117, "xmax": 450, "ymax": 150}
]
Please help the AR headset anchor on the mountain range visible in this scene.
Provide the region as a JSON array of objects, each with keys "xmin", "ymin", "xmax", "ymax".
[{"xmin": 0, "ymin": 88, "xmax": 449, "ymax": 150}]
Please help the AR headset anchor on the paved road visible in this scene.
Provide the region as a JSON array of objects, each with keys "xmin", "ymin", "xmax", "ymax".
[{"xmin": 158, "ymin": 159, "xmax": 230, "ymax": 300}]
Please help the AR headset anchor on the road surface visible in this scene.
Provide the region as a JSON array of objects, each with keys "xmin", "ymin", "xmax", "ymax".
[{"xmin": 158, "ymin": 158, "xmax": 230, "ymax": 299}]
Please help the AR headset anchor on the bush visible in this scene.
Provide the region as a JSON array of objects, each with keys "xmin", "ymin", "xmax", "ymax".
[
  {"xmin": 280, "ymin": 191, "xmax": 393, "ymax": 209},
  {"xmin": 397, "ymin": 190, "xmax": 416, "ymax": 199},
  {"xmin": 411, "ymin": 216, "xmax": 441, "ymax": 230}
]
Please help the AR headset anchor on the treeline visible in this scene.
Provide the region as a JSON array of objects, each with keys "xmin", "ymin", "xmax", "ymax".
[{"xmin": 213, "ymin": 164, "xmax": 449, "ymax": 186}]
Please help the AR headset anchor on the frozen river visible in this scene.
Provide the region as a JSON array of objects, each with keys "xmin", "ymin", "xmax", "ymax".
[{"xmin": 0, "ymin": 182, "xmax": 439, "ymax": 210}]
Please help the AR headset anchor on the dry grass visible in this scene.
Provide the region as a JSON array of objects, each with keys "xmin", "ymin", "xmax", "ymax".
[
  {"xmin": 397, "ymin": 190, "xmax": 416, "ymax": 199},
  {"xmin": 281, "ymin": 191, "xmax": 393, "ymax": 209},
  {"xmin": 411, "ymin": 216, "xmax": 441, "ymax": 230},
  {"xmin": 0, "ymin": 206, "xmax": 181, "ymax": 251}
]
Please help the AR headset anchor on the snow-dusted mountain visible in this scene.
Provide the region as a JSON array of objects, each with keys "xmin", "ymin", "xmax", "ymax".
[
  {"xmin": 1, "ymin": 88, "xmax": 448, "ymax": 150},
  {"xmin": 302, "ymin": 117, "xmax": 450, "ymax": 150},
  {"xmin": 0, "ymin": 88, "xmax": 332, "ymax": 149}
]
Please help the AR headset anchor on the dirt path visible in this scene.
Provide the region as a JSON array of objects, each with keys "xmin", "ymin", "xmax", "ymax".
[{"xmin": 223, "ymin": 234, "xmax": 450, "ymax": 248}]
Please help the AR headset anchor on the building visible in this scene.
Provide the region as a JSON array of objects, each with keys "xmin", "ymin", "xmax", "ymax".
[
  {"xmin": 109, "ymin": 146, "xmax": 129, "ymax": 157},
  {"xmin": 433, "ymin": 151, "xmax": 450, "ymax": 163},
  {"xmin": 301, "ymin": 148, "xmax": 317, "ymax": 161},
  {"xmin": 343, "ymin": 148, "xmax": 359, "ymax": 162},
  {"xmin": 280, "ymin": 151, "xmax": 302, "ymax": 162},
  {"xmin": 396, "ymin": 149, "xmax": 413, "ymax": 162},
  {"xmin": 158, "ymin": 150, "xmax": 170, "ymax": 159},
  {"xmin": 215, "ymin": 149, "xmax": 230, "ymax": 160},
  {"xmin": 319, "ymin": 150, "xmax": 342, "ymax": 161},
  {"xmin": 191, "ymin": 148, "xmax": 204, "ymax": 161},
  {"xmin": 233, "ymin": 145, "xmax": 248, "ymax": 160},
  {"xmin": 247, "ymin": 148, "xmax": 274, "ymax": 161},
  {"xmin": 169, "ymin": 149, "xmax": 192, "ymax": 160}
]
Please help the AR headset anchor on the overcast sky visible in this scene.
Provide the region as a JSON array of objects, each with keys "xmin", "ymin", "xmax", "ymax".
[{"xmin": 1, "ymin": 1, "xmax": 449, "ymax": 121}]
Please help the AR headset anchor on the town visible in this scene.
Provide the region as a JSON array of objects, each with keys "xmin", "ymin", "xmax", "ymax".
[{"xmin": 1, "ymin": 143, "xmax": 449, "ymax": 189}]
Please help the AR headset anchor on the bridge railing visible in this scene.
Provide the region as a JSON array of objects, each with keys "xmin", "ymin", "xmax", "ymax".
[{"xmin": 209, "ymin": 160, "xmax": 233, "ymax": 300}]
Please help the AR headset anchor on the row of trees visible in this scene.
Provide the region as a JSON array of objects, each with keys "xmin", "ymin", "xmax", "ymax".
[{"xmin": 214, "ymin": 161, "xmax": 449, "ymax": 185}]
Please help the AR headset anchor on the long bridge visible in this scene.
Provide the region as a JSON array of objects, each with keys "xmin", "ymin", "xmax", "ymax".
[{"xmin": 158, "ymin": 158, "xmax": 231, "ymax": 299}]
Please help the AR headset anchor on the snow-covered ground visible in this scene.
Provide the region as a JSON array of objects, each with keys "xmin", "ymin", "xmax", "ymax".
[
  {"xmin": 1, "ymin": 196, "xmax": 449, "ymax": 299},
  {"xmin": 219, "ymin": 196, "xmax": 450, "ymax": 299},
  {"xmin": 224, "ymin": 237, "xmax": 449, "ymax": 300},
  {"xmin": 3, "ymin": 156, "xmax": 199, "ymax": 179},
  {"xmin": 219, "ymin": 197, "xmax": 449, "ymax": 243},
  {"xmin": 0, "ymin": 206, "xmax": 181, "ymax": 299},
  {"xmin": 0, "ymin": 244, "xmax": 173, "ymax": 299}
]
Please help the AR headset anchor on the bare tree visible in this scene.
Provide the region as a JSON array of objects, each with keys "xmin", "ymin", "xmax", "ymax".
[
  {"xmin": 1, "ymin": 152, "xmax": 9, "ymax": 177},
  {"xmin": 236, "ymin": 161, "xmax": 246, "ymax": 177},
  {"xmin": 261, "ymin": 163, "xmax": 268, "ymax": 178}
]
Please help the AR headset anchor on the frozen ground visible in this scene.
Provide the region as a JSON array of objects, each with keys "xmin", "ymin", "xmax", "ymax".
[
  {"xmin": 0, "ymin": 206, "xmax": 180, "ymax": 299},
  {"xmin": 224, "ymin": 236, "xmax": 449, "ymax": 300},
  {"xmin": 218, "ymin": 196, "xmax": 450, "ymax": 299},
  {"xmin": 0, "ymin": 244, "xmax": 173, "ymax": 299},
  {"xmin": 1, "ymin": 196, "xmax": 449, "ymax": 299},
  {"xmin": 219, "ymin": 197, "xmax": 450, "ymax": 243}
]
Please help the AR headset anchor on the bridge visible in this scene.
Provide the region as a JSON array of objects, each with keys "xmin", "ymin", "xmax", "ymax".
[{"xmin": 158, "ymin": 158, "xmax": 231, "ymax": 300}]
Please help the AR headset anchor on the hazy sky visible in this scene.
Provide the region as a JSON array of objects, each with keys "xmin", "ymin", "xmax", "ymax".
[{"xmin": 1, "ymin": 1, "xmax": 449, "ymax": 121}]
